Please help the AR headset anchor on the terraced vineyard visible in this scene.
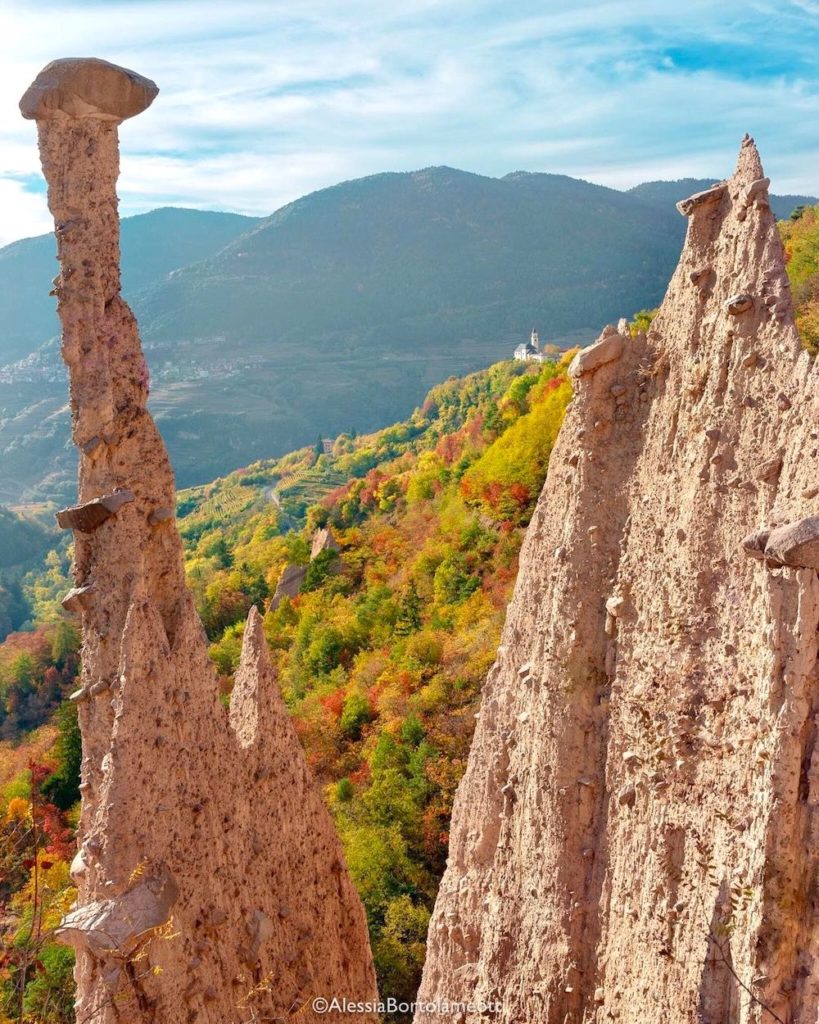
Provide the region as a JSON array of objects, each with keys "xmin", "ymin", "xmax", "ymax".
[
  {"xmin": 278, "ymin": 466, "xmax": 348, "ymax": 516},
  {"xmin": 176, "ymin": 482, "xmax": 265, "ymax": 541}
]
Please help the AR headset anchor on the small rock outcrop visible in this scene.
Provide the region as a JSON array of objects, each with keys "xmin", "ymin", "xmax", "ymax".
[
  {"xmin": 311, "ymin": 525, "xmax": 341, "ymax": 559},
  {"xmin": 269, "ymin": 527, "xmax": 341, "ymax": 610},
  {"xmin": 764, "ymin": 516, "xmax": 819, "ymax": 569},
  {"xmin": 269, "ymin": 563, "xmax": 309, "ymax": 611},
  {"xmin": 416, "ymin": 136, "xmax": 819, "ymax": 1022},
  {"xmin": 22, "ymin": 59, "xmax": 377, "ymax": 1023}
]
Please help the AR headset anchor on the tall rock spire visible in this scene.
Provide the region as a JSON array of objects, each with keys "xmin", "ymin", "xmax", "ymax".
[
  {"xmin": 415, "ymin": 138, "xmax": 819, "ymax": 1023},
  {"xmin": 21, "ymin": 58, "xmax": 377, "ymax": 1023}
]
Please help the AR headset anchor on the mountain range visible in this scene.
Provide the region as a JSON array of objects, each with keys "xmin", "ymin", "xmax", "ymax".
[{"xmin": 0, "ymin": 169, "xmax": 813, "ymax": 503}]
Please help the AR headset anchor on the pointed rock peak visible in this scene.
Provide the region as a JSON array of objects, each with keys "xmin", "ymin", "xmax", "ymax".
[
  {"xmin": 666, "ymin": 135, "xmax": 793, "ymax": 360},
  {"xmin": 733, "ymin": 133, "xmax": 765, "ymax": 185},
  {"xmin": 228, "ymin": 605, "xmax": 268, "ymax": 748},
  {"xmin": 241, "ymin": 604, "xmax": 268, "ymax": 667}
]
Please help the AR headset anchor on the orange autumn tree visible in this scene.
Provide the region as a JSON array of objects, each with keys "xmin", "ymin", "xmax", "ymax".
[{"xmin": 0, "ymin": 761, "xmax": 76, "ymax": 1024}]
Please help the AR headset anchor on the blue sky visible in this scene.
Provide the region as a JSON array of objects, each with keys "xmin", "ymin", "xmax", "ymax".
[{"xmin": 1, "ymin": 0, "xmax": 818, "ymax": 245}]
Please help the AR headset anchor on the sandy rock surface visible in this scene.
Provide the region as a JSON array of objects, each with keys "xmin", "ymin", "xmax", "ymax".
[
  {"xmin": 22, "ymin": 58, "xmax": 377, "ymax": 1024},
  {"xmin": 416, "ymin": 136, "xmax": 819, "ymax": 1023}
]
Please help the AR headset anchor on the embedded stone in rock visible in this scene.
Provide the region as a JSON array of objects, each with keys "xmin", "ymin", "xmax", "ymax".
[
  {"xmin": 724, "ymin": 294, "xmax": 754, "ymax": 315},
  {"xmin": 61, "ymin": 583, "xmax": 95, "ymax": 614},
  {"xmin": 148, "ymin": 507, "xmax": 174, "ymax": 526},
  {"xmin": 755, "ymin": 455, "xmax": 783, "ymax": 482},
  {"xmin": 763, "ymin": 516, "xmax": 819, "ymax": 569},
  {"xmin": 82, "ymin": 436, "xmax": 103, "ymax": 455},
  {"xmin": 56, "ymin": 870, "xmax": 178, "ymax": 958},
  {"xmin": 676, "ymin": 182, "xmax": 726, "ymax": 216},
  {"xmin": 743, "ymin": 177, "xmax": 771, "ymax": 207},
  {"xmin": 19, "ymin": 58, "xmax": 158, "ymax": 122},
  {"xmin": 569, "ymin": 331, "xmax": 626, "ymax": 378},
  {"xmin": 240, "ymin": 909, "xmax": 275, "ymax": 965},
  {"xmin": 741, "ymin": 528, "xmax": 770, "ymax": 561},
  {"xmin": 69, "ymin": 848, "xmax": 88, "ymax": 884},
  {"xmin": 689, "ymin": 265, "xmax": 713, "ymax": 285},
  {"xmin": 56, "ymin": 490, "xmax": 135, "ymax": 532}
]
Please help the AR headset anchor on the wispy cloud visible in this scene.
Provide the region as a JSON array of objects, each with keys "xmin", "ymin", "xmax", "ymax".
[{"xmin": 0, "ymin": 0, "xmax": 818, "ymax": 245}]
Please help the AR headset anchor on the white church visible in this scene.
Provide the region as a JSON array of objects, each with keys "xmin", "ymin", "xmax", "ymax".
[{"xmin": 513, "ymin": 328, "xmax": 548, "ymax": 363}]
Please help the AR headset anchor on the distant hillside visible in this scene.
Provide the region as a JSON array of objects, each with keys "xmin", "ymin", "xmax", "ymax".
[
  {"xmin": 0, "ymin": 507, "xmax": 51, "ymax": 572},
  {"xmin": 0, "ymin": 207, "xmax": 259, "ymax": 364},
  {"xmin": 0, "ymin": 169, "xmax": 814, "ymax": 503},
  {"xmin": 628, "ymin": 177, "xmax": 815, "ymax": 221},
  {"xmin": 136, "ymin": 168, "xmax": 681, "ymax": 346},
  {"xmin": 0, "ymin": 507, "xmax": 53, "ymax": 640}
]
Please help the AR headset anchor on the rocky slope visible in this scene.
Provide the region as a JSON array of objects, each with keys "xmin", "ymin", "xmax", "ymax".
[
  {"xmin": 415, "ymin": 138, "xmax": 819, "ymax": 1022},
  {"xmin": 21, "ymin": 58, "xmax": 376, "ymax": 1023}
]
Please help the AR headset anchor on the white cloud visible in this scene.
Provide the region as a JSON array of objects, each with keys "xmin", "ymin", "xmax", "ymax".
[
  {"xmin": 0, "ymin": 0, "xmax": 818, "ymax": 243},
  {"xmin": 0, "ymin": 177, "xmax": 52, "ymax": 245}
]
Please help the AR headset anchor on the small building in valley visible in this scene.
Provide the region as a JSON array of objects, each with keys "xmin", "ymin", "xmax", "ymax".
[{"xmin": 514, "ymin": 328, "xmax": 547, "ymax": 363}]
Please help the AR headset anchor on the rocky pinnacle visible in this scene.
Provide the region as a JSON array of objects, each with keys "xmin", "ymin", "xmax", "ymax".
[
  {"xmin": 416, "ymin": 137, "xmax": 819, "ymax": 1023},
  {"xmin": 22, "ymin": 58, "xmax": 377, "ymax": 1023}
]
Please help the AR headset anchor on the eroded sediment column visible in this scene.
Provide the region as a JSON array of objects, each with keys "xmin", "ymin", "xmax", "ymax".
[
  {"xmin": 416, "ymin": 138, "xmax": 819, "ymax": 1023},
  {"xmin": 22, "ymin": 58, "xmax": 377, "ymax": 1024}
]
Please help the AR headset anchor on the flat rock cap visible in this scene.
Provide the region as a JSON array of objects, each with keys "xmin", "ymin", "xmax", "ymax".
[{"xmin": 20, "ymin": 58, "xmax": 158, "ymax": 121}]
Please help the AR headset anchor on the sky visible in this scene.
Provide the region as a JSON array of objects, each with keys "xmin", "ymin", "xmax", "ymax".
[{"xmin": 1, "ymin": 0, "xmax": 818, "ymax": 246}]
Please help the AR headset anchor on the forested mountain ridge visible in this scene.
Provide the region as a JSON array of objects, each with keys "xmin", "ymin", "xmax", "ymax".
[
  {"xmin": 0, "ymin": 207, "xmax": 259, "ymax": 363},
  {"xmin": 628, "ymin": 176, "xmax": 815, "ymax": 220},
  {"xmin": 0, "ymin": 509, "xmax": 53, "ymax": 641},
  {"xmin": 2, "ymin": 169, "xmax": 812, "ymax": 504}
]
